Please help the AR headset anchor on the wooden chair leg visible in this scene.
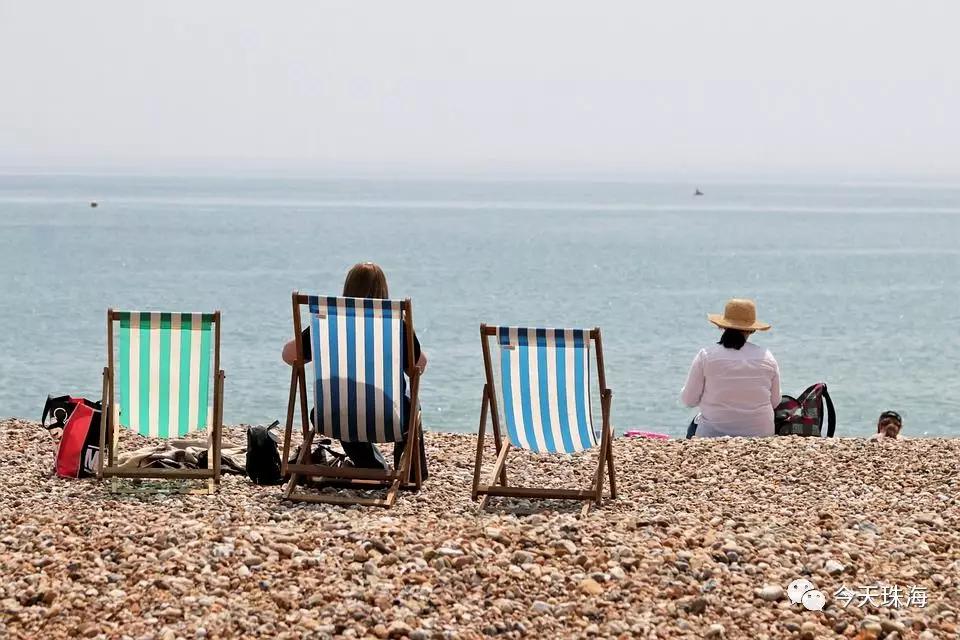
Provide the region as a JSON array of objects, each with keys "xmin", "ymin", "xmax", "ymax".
[
  {"xmin": 412, "ymin": 414, "xmax": 423, "ymax": 490},
  {"xmin": 384, "ymin": 475, "xmax": 402, "ymax": 506},
  {"xmin": 98, "ymin": 368, "xmax": 109, "ymax": 480},
  {"xmin": 606, "ymin": 437, "xmax": 617, "ymax": 499},
  {"xmin": 479, "ymin": 442, "xmax": 511, "ymax": 511},
  {"xmin": 109, "ymin": 413, "xmax": 118, "ymax": 468},
  {"xmin": 593, "ymin": 445, "xmax": 607, "ymax": 506},
  {"xmin": 471, "ymin": 386, "xmax": 489, "ymax": 501},
  {"xmin": 284, "ymin": 423, "xmax": 317, "ymax": 498},
  {"xmin": 212, "ymin": 371, "xmax": 224, "ymax": 488},
  {"xmin": 281, "ymin": 367, "xmax": 298, "ymax": 477}
]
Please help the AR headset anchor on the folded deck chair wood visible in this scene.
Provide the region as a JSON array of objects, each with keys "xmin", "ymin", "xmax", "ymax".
[
  {"xmin": 98, "ymin": 310, "xmax": 225, "ymax": 493},
  {"xmin": 472, "ymin": 325, "xmax": 616, "ymax": 515},
  {"xmin": 281, "ymin": 293, "xmax": 423, "ymax": 508}
]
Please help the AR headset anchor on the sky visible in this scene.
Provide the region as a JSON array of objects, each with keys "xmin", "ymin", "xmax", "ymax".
[{"xmin": 1, "ymin": 1, "xmax": 958, "ymax": 178}]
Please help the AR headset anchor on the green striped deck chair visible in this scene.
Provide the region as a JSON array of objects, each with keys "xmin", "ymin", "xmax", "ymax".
[
  {"xmin": 472, "ymin": 324, "xmax": 616, "ymax": 515},
  {"xmin": 99, "ymin": 309, "xmax": 225, "ymax": 492},
  {"xmin": 281, "ymin": 292, "xmax": 423, "ymax": 508}
]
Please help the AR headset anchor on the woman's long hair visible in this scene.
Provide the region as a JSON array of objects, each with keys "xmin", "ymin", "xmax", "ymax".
[
  {"xmin": 342, "ymin": 262, "xmax": 389, "ymax": 299},
  {"xmin": 718, "ymin": 328, "xmax": 748, "ymax": 350}
]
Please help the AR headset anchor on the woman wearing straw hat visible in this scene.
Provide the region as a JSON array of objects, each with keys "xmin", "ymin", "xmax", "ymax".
[{"xmin": 681, "ymin": 299, "xmax": 781, "ymax": 438}]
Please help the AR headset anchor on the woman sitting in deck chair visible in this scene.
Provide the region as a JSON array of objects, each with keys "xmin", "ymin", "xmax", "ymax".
[{"xmin": 282, "ymin": 262, "xmax": 428, "ymax": 479}]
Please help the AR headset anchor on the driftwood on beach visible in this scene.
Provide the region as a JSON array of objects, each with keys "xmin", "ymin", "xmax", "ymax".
[{"xmin": 1, "ymin": 418, "xmax": 958, "ymax": 639}]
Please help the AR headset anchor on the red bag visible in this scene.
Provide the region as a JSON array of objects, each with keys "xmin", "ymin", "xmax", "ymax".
[
  {"xmin": 774, "ymin": 383, "xmax": 836, "ymax": 437},
  {"xmin": 45, "ymin": 396, "xmax": 104, "ymax": 479}
]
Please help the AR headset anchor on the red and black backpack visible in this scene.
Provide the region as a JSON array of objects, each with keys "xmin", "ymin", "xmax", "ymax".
[{"xmin": 774, "ymin": 383, "xmax": 836, "ymax": 437}]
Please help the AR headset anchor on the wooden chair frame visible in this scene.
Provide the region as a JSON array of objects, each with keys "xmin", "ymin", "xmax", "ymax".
[
  {"xmin": 98, "ymin": 309, "xmax": 225, "ymax": 494},
  {"xmin": 471, "ymin": 324, "xmax": 616, "ymax": 515},
  {"xmin": 281, "ymin": 292, "xmax": 423, "ymax": 508}
]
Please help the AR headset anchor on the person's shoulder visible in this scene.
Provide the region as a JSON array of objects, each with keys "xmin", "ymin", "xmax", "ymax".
[
  {"xmin": 742, "ymin": 342, "xmax": 776, "ymax": 358},
  {"xmin": 699, "ymin": 345, "xmax": 718, "ymax": 357},
  {"xmin": 753, "ymin": 344, "xmax": 779, "ymax": 365}
]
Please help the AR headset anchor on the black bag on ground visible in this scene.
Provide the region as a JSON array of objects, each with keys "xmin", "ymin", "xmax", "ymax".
[
  {"xmin": 246, "ymin": 421, "xmax": 285, "ymax": 485},
  {"xmin": 246, "ymin": 421, "xmax": 346, "ymax": 485},
  {"xmin": 774, "ymin": 382, "xmax": 837, "ymax": 437}
]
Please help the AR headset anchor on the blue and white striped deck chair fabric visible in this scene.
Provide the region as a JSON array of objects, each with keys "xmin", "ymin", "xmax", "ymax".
[
  {"xmin": 497, "ymin": 327, "xmax": 598, "ymax": 454},
  {"xmin": 306, "ymin": 296, "xmax": 408, "ymax": 443}
]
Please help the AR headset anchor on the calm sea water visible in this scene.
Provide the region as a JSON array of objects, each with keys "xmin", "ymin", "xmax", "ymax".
[{"xmin": 1, "ymin": 174, "xmax": 958, "ymax": 437}]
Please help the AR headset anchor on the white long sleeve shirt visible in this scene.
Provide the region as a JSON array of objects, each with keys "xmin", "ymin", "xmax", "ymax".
[{"xmin": 681, "ymin": 342, "xmax": 781, "ymax": 437}]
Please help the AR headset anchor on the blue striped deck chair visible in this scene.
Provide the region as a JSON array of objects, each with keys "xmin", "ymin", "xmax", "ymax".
[
  {"xmin": 471, "ymin": 324, "xmax": 616, "ymax": 513},
  {"xmin": 281, "ymin": 292, "xmax": 423, "ymax": 508},
  {"xmin": 99, "ymin": 309, "xmax": 225, "ymax": 493}
]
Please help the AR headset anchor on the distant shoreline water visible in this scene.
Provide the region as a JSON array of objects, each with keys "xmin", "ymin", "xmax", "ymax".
[{"xmin": 2, "ymin": 175, "xmax": 958, "ymax": 437}]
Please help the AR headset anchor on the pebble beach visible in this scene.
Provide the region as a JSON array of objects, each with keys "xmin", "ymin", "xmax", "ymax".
[{"xmin": 1, "ymin": 418, "xmax": 959, "ymax": 640}]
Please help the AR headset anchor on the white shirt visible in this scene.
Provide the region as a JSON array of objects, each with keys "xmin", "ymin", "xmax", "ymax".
[{"xmin": 681, "ymin": 342, "xmax": 781, "ymax": 437}]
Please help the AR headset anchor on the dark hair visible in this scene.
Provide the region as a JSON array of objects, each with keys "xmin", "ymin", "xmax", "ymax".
[
  {"xmin": 879, "ymin": 410, "xmax": 902, "ymax": 425},
  {"xmin": 718, "ymin": 329, "xmax": 747, "ymax": 350},
  {"xmin": 343, "ymin": 262, "xmax": 389, "ymax": 299}
]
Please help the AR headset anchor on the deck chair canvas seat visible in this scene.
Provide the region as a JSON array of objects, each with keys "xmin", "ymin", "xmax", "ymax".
[
  {"xmin": 281, "ymin": 293, "xmax": 423, "ymax": 508},
  {"xmin": 472, "ymin": 325, "xmax": 616, "ymax": 514},
  {"xmin": 99, "ymin": 310, "xmax": 225, "ymax": 493}
]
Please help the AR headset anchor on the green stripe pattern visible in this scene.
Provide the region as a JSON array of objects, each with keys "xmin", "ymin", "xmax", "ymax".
[{"xmin": 116, "ymin": 311, "xmax": 215, "ymax": 437}]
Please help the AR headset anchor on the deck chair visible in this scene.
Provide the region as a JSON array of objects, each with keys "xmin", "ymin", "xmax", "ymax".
[
  {"xmin": 472, "ymin": 325, "xmax": 616, "ymax": 514},
  {"xmin": 281, "ymin": 293, "xmax": 423, "ymax": 507},
  {"xmin": 98, "ymin": 310, "xmax": 224, "ymax": 493}
]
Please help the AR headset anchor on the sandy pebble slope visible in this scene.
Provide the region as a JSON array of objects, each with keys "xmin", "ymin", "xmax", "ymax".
[{"xmin": 1, "ymin": 418, "xmax": 958, "ymax": 640}]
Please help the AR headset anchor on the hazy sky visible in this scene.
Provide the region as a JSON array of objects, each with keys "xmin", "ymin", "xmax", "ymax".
[{"xmin": 1, "ymin": 1, "xmax": 957, "ymax": 177}]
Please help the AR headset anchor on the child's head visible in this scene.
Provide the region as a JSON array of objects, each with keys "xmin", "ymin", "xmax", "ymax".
[
  {"xmin": 877, "ymin": 411, "xmax": 902, "ymax": 438},
  {"xmin": 343, "ymin": 262, "xmax": 389, "ymax": 299}
]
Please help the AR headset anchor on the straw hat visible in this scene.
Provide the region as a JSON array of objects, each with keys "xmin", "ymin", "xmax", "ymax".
[{"xmin": 707, "ymin": 298, "xmax": 771, "ymax": 332}]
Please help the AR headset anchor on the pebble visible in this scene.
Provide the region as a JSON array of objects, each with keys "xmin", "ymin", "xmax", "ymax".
[
  {"xmin": 494, "ymin": 598, "xmax": 516, "ymax": 614},
  {"xmin": 825, "ymin": 559, "xmax": 845, "ymax": 575},
  {"xmin": 881, "ymin": 619, "xmax": 907, "ymax": 634},
  {"xmin": 512, "ymin": 550, "xmax": 535, "ymax": 564},
  {"xmin": 554, "ymin": 540, "xmax": 577, "ymax": 556},
  {"xmin": 270, "ymin": 542, "xmax": 297, "ymax": 557},
  {"xmin": 757, "ymin": 585, "xmax": 783, "ymax": 601},
  {"xmin": 387, "ymin": 620, "xmax": 413, "ymax": 638},
  {"xmin": 2, "ymin": 419, "xmax": 958, "ymax": 639},
  {"xmin": 685, "ymin": 597, "xmax": 708, "ymax": 615},
  {"xmin": 860, "ymin": 617, "xmax": 883, "ymax": 638},
  {"xmin": 531, "ymin": 600, "xmax": 551, "ymax": 614},
  {"xmin": 579, "ymin": 578, "xmax": 603, "ymax": 595}
]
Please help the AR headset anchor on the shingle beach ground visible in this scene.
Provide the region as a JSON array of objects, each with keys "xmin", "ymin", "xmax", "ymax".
[{"xmin": 1, "ymin": 418, "xmax": 958, "ymax": 639}]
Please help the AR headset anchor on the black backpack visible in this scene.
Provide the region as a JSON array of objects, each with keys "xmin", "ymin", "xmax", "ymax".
[
  {"xmin": 774, "ymin": 383, "xmax": 837, "ymax": 437},
  {"xmin": 245, "ymin": 422, "xmax": 347, "ymax": 485},
  {"xmin": 246, "ymin": 421, "xmax": 284, "ymax": 485}
]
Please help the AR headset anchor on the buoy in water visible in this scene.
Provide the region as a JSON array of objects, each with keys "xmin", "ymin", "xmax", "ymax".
[{"xmin": 90, "ymin": 201, "xmax": 98, "ymax": 208}]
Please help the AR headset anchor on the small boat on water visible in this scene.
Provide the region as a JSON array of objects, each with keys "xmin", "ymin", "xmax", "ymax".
[
  {"xmin": 694, "ymin": 189, "xmax": 703, "ymax": 196},
  {"xmin": 90, "ymin": 201, "xmax": 98, "ymax": 208}
]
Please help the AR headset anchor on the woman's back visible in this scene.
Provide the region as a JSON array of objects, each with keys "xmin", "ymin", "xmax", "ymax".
[
  {"xmin": 690, "ymin": 343, "xmax": 779, "ymax": 437},
  {"xmin": 681, "ymin": 299, "xmax": 781, "ymax": 438}
]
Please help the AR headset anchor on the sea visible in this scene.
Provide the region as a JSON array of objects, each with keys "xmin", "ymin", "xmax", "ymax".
[{"xmin": 1, "ymin": 174, "xmax": 958, "ymax": 437}]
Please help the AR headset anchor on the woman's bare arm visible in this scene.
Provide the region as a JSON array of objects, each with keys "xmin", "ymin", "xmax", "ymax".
[
  {"xmin": 281, "ymin": 339, "xmax": 298, "ymax": 366},
  {"xmin": 417, "ymin": 351, "xmax": 428, "ymax": 374}
]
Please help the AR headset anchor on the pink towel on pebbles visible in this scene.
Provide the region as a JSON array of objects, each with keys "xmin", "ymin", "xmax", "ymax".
[{"xmin": 625, "ymin": 430, "xmax": 670, "ymax": 440}]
